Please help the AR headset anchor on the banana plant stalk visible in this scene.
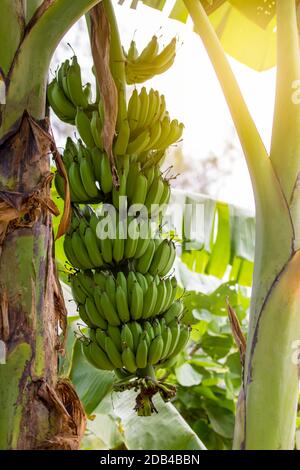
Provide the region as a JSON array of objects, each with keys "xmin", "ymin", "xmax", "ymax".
[
  {"xmin": 183, "ymin": 0, "xmax": 300, "ymax": 449},
  {"xmin": 0, "ymin": 0, "xmax": 101, "ymax": 450}
]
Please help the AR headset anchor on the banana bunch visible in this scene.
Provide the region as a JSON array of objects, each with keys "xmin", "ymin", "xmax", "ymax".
[
  {"xmin": 126, "ymin": 87, "xmax": 184, "ymax": 157},
  {"xmin": 47, "ymin": 56, "xmax": 92, "ymax": 124},
  {"xmin": 65, "ymin": 207, "xmax": 175, "ymax": 271},
  {"xmin": 82, "ymin": 317, "xmax": 190, "ymax": 373},
  {"xmin": 55, "ymin": 138, "xmax": 112, "ymax": 203},
  {"xmin": 125, "ymin": 36, "xmax": 177, "ymax": 84},
  {"xmin": 127, "ymin": 162, "xmax": 171, "ymax": 210},
  {"xmin": 71, "ymin": 270, "xmax": 181, "ymax": 327}
]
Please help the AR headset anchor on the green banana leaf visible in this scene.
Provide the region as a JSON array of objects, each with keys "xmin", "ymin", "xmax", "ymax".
[
  {"xmin": 171, "ymin": 190, "xmax": 255, "ymax": 287},
  {"xmin": 123, "ymin": 0, "xmax": 277, "ymax": 71}
]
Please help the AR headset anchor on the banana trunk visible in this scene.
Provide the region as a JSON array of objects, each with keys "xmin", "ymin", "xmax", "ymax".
[
  {"xmin": 183, "ymin": 0, "xmax": 300, "ymax": 450},
  {"xmin": 0, "ymin": 0, "xmax": 100, "ymax": 450}
]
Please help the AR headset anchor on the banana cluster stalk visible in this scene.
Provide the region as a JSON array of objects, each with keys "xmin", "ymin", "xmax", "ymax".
[
  {"xmin": 50, "ymin": 45, "xmax": 188, "ymax": 415},
  {"xmin": 126, "ymin": 87, "xmax": 184, "ymax": 157},
  {"xmin": 125, "ymin": 36, "xmax": 177, "ymax": 84}
]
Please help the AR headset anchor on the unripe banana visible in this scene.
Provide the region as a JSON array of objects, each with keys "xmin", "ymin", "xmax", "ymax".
[
  {"xmin": 68, "ymin": 161, "xmax": 90, "ymax": 202},
  {"xmin": 64, "ymin": 234, "xmax": 85, "ymax": 269},
  {"xmin": 124, "ymin": 218, "xmax": 139, "ymax": 259},
  {"xmin": 91, "ymin": 147, "xmax": 103, "ymax": 182},
  {"xmin": 130, "ymin": 282, "xmax": 144, "ymax": 320},
  {"xmin": 105, "ymin": 275, "xmax": 117, "ymax": 307},
  {"xmin": 127, "ymin": 129, "xmax": 151, "ymax": 155},
  {"xmin": 153, "ymin": 281, "xmax": 167, "ymax": 316},
  {"xmin": 82, "ymin": 341, "xmax": 114, "ymax": 370},
  {"xmin": 127, "ymin": 271, "xmax": 138, "ymax": 302},
  {"xmin": 167, "ymin": 321, "xmax": 180, "ymax": 356},
  {"xmin": 94, "ymin": 272, "xmax": 107, "ymax": 289},
  {"xmin": 114, "ymin": 120, "xmax": 130, "ymax": 156},
  {"xmin": 107, "ymin": 325, "xmax": 122, "ymax": 352},
  {"xmin": 128, "ymin": 321, "xmax": 142, "ymax": 351},
  {"xmin": 135, "ymin": 272, "xmax": 148, "ymax": 294},
  {"xmin": 167, "ymin": 325, "xmax": 190, "ymax": 359},
  {"xmin": 71, "ymin": 276, "xmax": 87, "ymax": 304},
  {"xmin": 95, "ymin": 328, "xmax": 107, "ymax": 350},
  {"xmin": 161, "ymin": 326, "xmax": 172, "ymax": 360},
  {"xmin": 128, "ymin": 88, "xmax": 140, "ymax": 131},
  {"xmin": 144, "ymin": 321, "xmax": 155, "ymax": 341},
  {"xmin": 90, "ymin": 110, "xmax": 103, "ymax": 150},
  {"xmin": 84, "ymin": 227, "xmax": 104, "ymax": 267},
  {"xmin": 148, "ymin": 335, "xmax": 164, "ymax": 365},
  {"xmin": 163, "ymin": 300, "xmax": 183, "ymax": 324},
  {"xmin": 100, "ymin": 153, "xmax": 113, "ymax": 194},
  {"xmin": 144, "ymin": 176, "xmax": 164, "ymax": 211},
  {"xmin": 149, "ymin": 239, "xmax": 170, "ymax": 276},
  {"xmin": 136, "ymin": 337, "xmax": 148, "ymax": 369},
  {"xmin": 121, "ymin": 324, "xmax": 134, "ymax": 350},
  {"xmin": 100, "ymin": 292, "xmax": 120, "ymax": 326},
  {"xmin": 78, "ymin": 304, "xmax": 91, "ymax": 326},
  {"xmin": 66, "ymin": 56, "xmax": 88, "ymax": 108},
  {"xmin": 134, "ymin": 233, "xmax": 151, "ymax": 259},
  {"xmin": 47, "ymin": 80, "xmax": 76, "ymax": 121},
  {"xmin": 130, "ymin": 172, "xmax": 148, "ymax": 205},
  {"xmin": 122, "ymin": 347, "xmax": 137, "ymax": 373},
  {"xmin": 116, "ymin": 285, "xmax": 131, "ymax": 323},
  {"xmin": 142, "ymin": 280, "xmax": 158, "ymax": 319},
  {"xmin": 93, "ymin": 289, "xmax": 107, "ymax": 323},
  {"xmin": 112, "ymin": 222, "xmax": 125, "ymax": 263},
  {"xmin": 100, "ymin": 236, "xmax": 113, "ymax": 264},
  {"xmin": 71, "ymin": 231, "xmax": 94, "ymax": 269},
  {"xmin": 136, "ymin": 239, "xmax": 156, "ymax": 274},
  {"xmin": 76, "ymin": 271, "xmax": 94, "ymax": 296},
  {"xmin": 137, "ymin": 87, "xmax": 149, "ymax": 128},
  {"xmin": 75, "ymin": 108, "xmax": 95, "ymax": 148},
  {"xmin": 116, "ymin": 271, "xmax": 128, "ymax": 295},
  {"xmin": 85, "ymin": 296, "xmax": 108, "ymax": 329}
]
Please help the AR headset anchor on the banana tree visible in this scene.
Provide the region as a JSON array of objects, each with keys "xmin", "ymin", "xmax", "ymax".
[
  {"xmin": 132, "ymin": 0, "xmax": 300, "ymax": 450},
  {"xmin": 0, "ymin": 0, "xmax": 108, "ymax": 450}
]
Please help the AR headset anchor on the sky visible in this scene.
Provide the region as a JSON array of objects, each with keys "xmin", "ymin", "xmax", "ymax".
[{"xmin": 50, "ymin": 0, "xmax": 277, "ymax": 212}]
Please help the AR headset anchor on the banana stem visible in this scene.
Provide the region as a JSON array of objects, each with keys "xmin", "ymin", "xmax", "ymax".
[
  {"xmin": 101, "ymin": 0, "xmax": 128, "ymax": 131},
  {"xmin": 137, "ymin": 365, "xmax": 156, "ymax": 381}
]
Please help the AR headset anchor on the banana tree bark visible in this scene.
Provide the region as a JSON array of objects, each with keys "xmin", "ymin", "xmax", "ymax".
[
  {"xmin": 183, "ymin": 0, "xmax": 300, "ymax": 449},
  {"xmin": 0, "ymin": 0, "xmax": 101, "ymax": 449}
]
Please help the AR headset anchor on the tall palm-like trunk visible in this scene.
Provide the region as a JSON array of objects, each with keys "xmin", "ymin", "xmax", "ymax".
[
  {"xmin": 0, "ymin": 0, "xmax": 100, "ymax": 450},
  {"xmin": 183, "ymin": 0, "xmax": 300, "ymax": 449}
]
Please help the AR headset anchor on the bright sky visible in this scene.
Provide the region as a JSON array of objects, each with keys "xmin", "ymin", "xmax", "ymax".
[{"xmin": 51, "ymin": 0, "xmax": 277, "ymax": 212}]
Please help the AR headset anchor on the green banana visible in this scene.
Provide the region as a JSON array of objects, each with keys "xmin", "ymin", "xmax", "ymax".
[
  {"xmin": 116, "ymin": 285, "xmax": 131, "ymax": 323},
  {"xmin": 148, "ymin": 335, "xmax": 164, "ymax": 365},
  {"xmin": 68, "ymin": 161, "xmax": 90, "ymax": 202},
  {"xmin": 160, "ymin": 241, "xmax": 176, "ymax": 277},
  {"xmin": 107, "ymin": 325, "xmax": 122, "ymax": 353},
  {"xmin": 163, "ymin": 300, "xmax": 183, "ymax": 324},
  {"xmin": 75, "ymin": 108, "xmax": 95, "ymax": 148},
  {"xmin": 71, "ymin": 231, "xmax": 94, "ymax": 269},
  {"xmin": 121, "ymin": 324, "xmax": 134, "ymax": 350},
  {"xmin": 91, "ymin": 147, "xmax": 103, "ymax": 182},
  {"xmin": 130, "ymin": 281, "xmax": 144, "ymax": 320},
  {"xmin": 116, "ymin": 271, "xmax": 128, "ymax": 296},
  {"xmin": 64, "ymin": 234, "xmax": 85, "ymax": 269},
  {"xmin": 105, "ymin": 275, "xmax": 117, "ymax": 307},
  {"xmin": 90, "ymin": 110, "xmax": 103, "ymax": 149},
  {"xmin": 100, "ymin": 292, "xmax": 120, "ymax": 326},
  {"xmin": 124, "ymin": 218, "xmax": 139, "ymax": 259},
  {"xmin": 83, "ymin": 341, "xmax": 114, "ymax": 370},
  {"xmin": 142, "ymin": 280, "xmax": 158, "ymax": 319},
  {"xmin": 47, "ymin": 80, "xmax": 76, "ymax": 120},
  {"xmin": 154, "ymin": 281, "xmax": 167, "ymax": 315},
  {"xmin": 136, "ymin": 239, "xmax": 156, "ymax": 274},
  {"xmin": 76, "ymin": 271, "xmax": 94, "ymax": 296},
  {"xmin": 167, "ymin": 325, "xmax": 190, "ymax": 359},
  {"xmin": 131, "ymin": 172, "xmax": 148, "ymax": 206},
  {"xmin": 84, "ymin": 227, "xmax": 104, "ymax": 267},
  {"xmin": 66, "ymin": 56, "xmax": 88, "ymax": 108},
  {"xmin": 71, "ymin": 276, "xmax": 86, "ymax": 304},
  {"xmin": 113, "ymin": 222, "xmax": 125, "ymax": 263},
  {"xmin": 100, "ymin": 236, "xmax": 113, "ymax": 264},
  {"xmin": 136, "ymin": 337, "xmax": 148, "ymax": 369},
  {"xmin": 149, "ymin": 239, "xmax": 170, "ymax": 276},
  {"xmin": 85, "ymin": 297, "xmax": 107, "ymax": 329},
  {"xmin": 135, "ymin": 272, "xmax": 148, "ymax": 294},
  {"xmin": 95, "ymin": 328, "xmax": 107, "ymax": 350},
  {"xmin": 122, "ymin": 347, "xmax": 137, "ymax": 373},
  {"xmin": 161, "ymin": 326, "xmax": 172, "ymax": 360},
  {"xmin": 100, "ymin": 153, "xmax": 113, "ymax": 194},
  {"xmin": 78, "ymin": 304, "xmax": 91, "ymax": 326},
  {"xmin": 129, "ymin": 321, "xmax": 142, "ymax": 351}
]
